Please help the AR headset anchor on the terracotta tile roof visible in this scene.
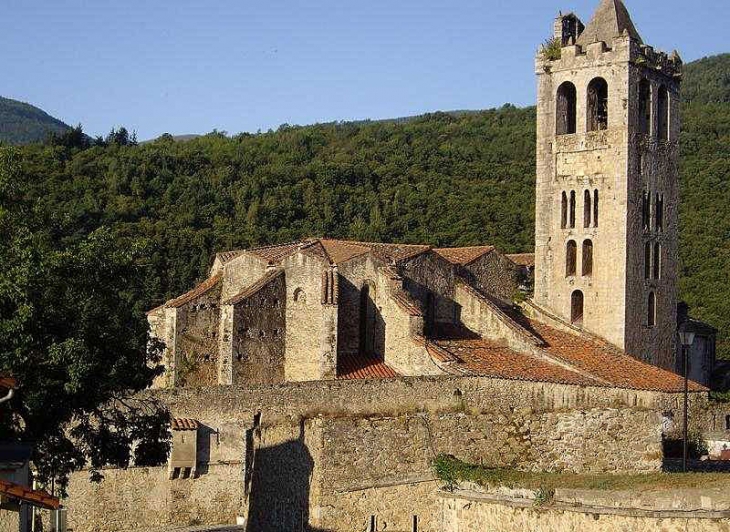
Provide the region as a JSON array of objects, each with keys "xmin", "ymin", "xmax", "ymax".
[
  {"xmin": 215, "ymin": 250, "xmax": 246, "ymax": 265},
  {"xmin": 337, "ymin": 353, "xmax": 399, "ymax": 380},
  {"xmin": 506, "ymin": 253, "xmax": 535, "ymax": 267},
  {"xmin": 224, "ymin": 269, "xmax": 283, "ymax": 306},
  {"xmin": 391, "ymin": 290, "xmax": 423, "ymax": 317},
  {"xmin": 248, "ymin": 240, "xmax": 315, "ymax": 264},
  {"xmin": 0, "ymin": 479, "xmax": 59, "ymax": 510},
  {"xmin": 364, "ymin": 241, "xmax": 431, "ymax": 263},
  {"xmin": 518, "ymin": 317, "xmax": 707, "ymax": 393},
  {"xmin": 145, "ymin": 303, "xmax": 166, "ymax": 316},
  {"xmin": 429, "ymin": 335, "xmax": 600, "ymax": 387},
  {"xmin": 319, "ymin": 239, "xmax": 370, "ymax": 264},
  {"xmin": 165, "ymin": 274, "xmax": 222, "ymax": 309},
  {"xmin": 434, "ymin": 246, "xmax": 495, "ymax": 266},
  {"xmin": 0, "ymin": 376, "xmax": 17, "ymax": 390},
  {"xmin": 171, "ymin": 418, "xmax": 200, "ymax": 431}
]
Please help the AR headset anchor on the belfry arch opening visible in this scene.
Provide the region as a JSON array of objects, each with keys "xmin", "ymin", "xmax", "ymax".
[
  {"xmin": 566, "ymin": 240, "xmax": 577, "ymax": 277},
  {"xmin": 657, "ymin": 85, "xmax": 669, "ymax": 141},
  {"xmin": 571, "ymin": 291, "xmax": 584, "ymax": 326},
  {"xmin": 638, "ymin": 79, "xmax": 651, "ymax": 135},
  {"xmin": 587, "ymin": 77, "xmax": 609, "ymax": 131},
  {"xmin": 582, "ymin": 240, "xmax": 593, "ymax": 277},
  {"xmin": 556, "ymin": 82, "xmax": 577, "ymax": 135}
]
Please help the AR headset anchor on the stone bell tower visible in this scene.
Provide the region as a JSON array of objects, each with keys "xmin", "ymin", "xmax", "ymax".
[{"xmin": 533, "ymin": 0, "xmax": 682, "ymax": 370}]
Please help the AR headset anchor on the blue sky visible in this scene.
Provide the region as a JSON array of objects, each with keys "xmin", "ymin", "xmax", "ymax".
[{"xmin": 2, "ymin": 0, "xmax": 727, "ymax": 140}]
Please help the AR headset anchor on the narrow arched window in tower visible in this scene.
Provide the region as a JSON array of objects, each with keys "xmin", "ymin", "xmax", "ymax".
[
  {"xmin": 638, "ymin": 79, "xmax": 652, "ymax": 135},
  {"xmin": 656, "ymin": 193, "xmax": 664, "ymax": 232},
  {"xmin": 569, "ymin": 191, "xmax": 576, "ymax": 228},
  {"xmin": 653, "ymin": 242, "xmax": 661, "ymax": 280},
  {"xmin": 566, "ymin": 240, "xmax": 577, "ymax": 277},
  {"xmin": 642, "ymin": 192, "xmax": 651, "ymax": 231},
  {"xmin": 582, "ymin": 239, "xmax": 593, "ymax": 277},
  {"xmin": 571, "ymin": 290, "xmax": 584, "ymax": 326},
  {"xmin": 556, "ymin": 82, "xmax": 577, "ymax": 135},
  {"xmin": 561, "ymin": 191, "xmax": 568, "ymax": 229},
  {"xmin": 657, "ymin": 85, "xmax": 669, "ymax": 141},
  {"xmin": 593, "ymin": 189, "xmax": 599, "ymax": 227},
  {"xmin": 583, "ymin": 190, "xmax": 592, "ymax": 228},
  {"xmin": 587, "ymin": 78, "xmax": 609, "ymax": 131},
  {"xmin": 648, "ymin": 292, "xmax": 656, "ymax": 328},
  {"xmin": 644, "ymin": 242, "xmax": 651, "ymax": 280}
]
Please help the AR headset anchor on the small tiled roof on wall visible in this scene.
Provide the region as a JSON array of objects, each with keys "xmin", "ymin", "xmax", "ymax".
[
  {"xmin": 171, "ymin": 418, "xmax": 200, "ymax": 431},
  {"xmin": 506, "ymin": 253, "xmax": 535, "ymax": 267},
  {"xmin": 0, "ymin": 479, "xmax": 59, "ymax": 510}
]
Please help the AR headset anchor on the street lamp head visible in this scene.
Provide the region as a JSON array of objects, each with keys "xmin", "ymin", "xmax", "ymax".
[{"xmin": 678, "ymin": 320, "xmax": 696, "ymax": 348}]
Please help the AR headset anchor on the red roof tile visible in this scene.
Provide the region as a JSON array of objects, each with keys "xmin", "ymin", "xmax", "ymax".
[
  {"xmin": 249, "ymin": 240, "xmax": 315, "ymax": 264},
  {"xmin": 435, "ymin": 246, "xmax": 495, "ymax": 266},
  {"xmin": 0, "ymin": 479, "xmax": 59, "ymax": 510},
  {"xmin": 319, "ymin": 239, "xmax": 371, "ymax": 264},
  {"xmin": 224, "ymin": 269, "xmax": 283, "ymax": 306},
  {"xmin": 337, "ymin": 353, "xmax": 399, "ymax": 380},
  {"xmin": 165, "ymin": 274, "xmax": 222, "ymax": 309},
  {"xmin": 171, "ymin": 418, "xmax": 200, "ymax": 431},
  {"xmin": 392, "ymin": 290, "xmax": 423, "ymax": 317},
  {"xmin": 520, "ymin": 317, "xmax": 706, "ymax": 393},
  {"xmin": 507, "ymin": 253, "xmax": 535, "ymax": 267},
  {"xmin": 215, "ymin": 250, "xmax": 246, "ymax": 265},
  {"xmin": 428, "ymin": 325, "xmax": 598, "ymax": 386}
]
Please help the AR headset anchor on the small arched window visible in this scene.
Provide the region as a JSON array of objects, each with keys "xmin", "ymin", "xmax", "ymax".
[
  {"xmin": 587, "ymin": 78, "xmax": 609, "ymax": 131},
  {"xmin": 648, "ymin": 292, "xmax": 656, "ymax": 328},
  {"xmin": 561, "ymin": 191, "xmax": 568, "ymax": 229},
  {"xmin": 566, "ymin": 240, "xmax": 577, "ymax": 277},
  {"xmin": 593, "ymin": 189, "xmax": 599, "ymax": 228},
  {"xmin": 569, "ymin": 190, "xmax": 576, "ymax": 228},
  {"xmin": 642, "ymin": 192, "xmax": 651, "ymax": 231},
  {"xmin": 571, "ymin": 290, "xmax": 584, "ymax": 325},
  {"xmin": 657, "ymin": 85, "xmax": 669, "ymax": 141},
  {"xmin": 582, "ymin": 240, "xmax": 593, "ymax": 277},
  {"xmin": 653, "ymin": 242, "xmax": 661, "ymax": 280},
  {"xmin": 644, "ymin": 242, "xmax": 651, "ymax": 280},
  {"xmin": 583, "ymin": 190, "xmax": 592, "ymax": 228},
  {"xmin": 293, "ymin": 288, "xmax": 306, "ymax": 304},
  {"xmin": 656, "ymin": 193, "xmax": 664, "ymax": 232},
  {"xmin": 556, "ymin": 82, "xmax": 577, "ymax": 135},
  {"xmin": 638, "ymin": 79, "xmax": 652, "ymax": 135}
]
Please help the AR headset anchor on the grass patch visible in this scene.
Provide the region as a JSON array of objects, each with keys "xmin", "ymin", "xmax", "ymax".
[{"xmin": 432, "ymin": 454, "xmax": 730, "ymax": 493}]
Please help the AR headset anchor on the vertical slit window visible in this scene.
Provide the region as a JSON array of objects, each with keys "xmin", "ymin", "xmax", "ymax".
[
  {"xmin": 566, "ymin": 240, "xmax": 577, "ymax": 277},
  {"xmin": 582, "ymin": 240, "xmax": 593, "ymax": 277},
  {"xmin": 584, "ymin": 190, "xmax": 592, "ymax": 228},
  {"xmin": 561, "ymin": 191, "xmax": 568, "ymax": 229},
  {"xmin": 654, "ymin": 242, "xmax": 661, "ymax": 280},
  {"xmin": 644, "ymin": 242, "xmax": 651, "ymax": 280},
  {"xmin": 642, "ymin": 192, "xmax": 651, "ymax": 231},
  {"xmin": 656, "ymin": 194, "xmax": 664, "ymax": 232},
  {"xmin": 556, "ymin": 82, "xmax": 577, "ymax": 135},
  {"xmin": 593, "ymin": 189, "xmax": 599, "ymax": 227},
  {"xmin": 658, "ymin": 85, "xmax": 669, "ymax": 141},
  {"xmin": 587, "ymin": 78, "xmax": 609, "ymax": 131},
  {"xmin": 569, "ymin": 191, "xmax": 576, "ymax": 228},
  {"xmin": 648, "ymin": 292, "xmax": 656, "ymax": 328}
]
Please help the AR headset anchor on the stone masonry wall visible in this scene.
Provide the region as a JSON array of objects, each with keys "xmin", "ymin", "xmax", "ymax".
[
  {"xmin": 439, "ymin": 491, "xmax": 729, "ymax": 532},
  {"xmin": 231, "ymin": 273, "xmax": 286, "ymax": 385},
  {"xmin": 175, "ymin": 284, "xmax": 221, "ymax": 387},
  {"xmin": 463, "ymin": 251, "xmax": 520, "ymax": 306}
]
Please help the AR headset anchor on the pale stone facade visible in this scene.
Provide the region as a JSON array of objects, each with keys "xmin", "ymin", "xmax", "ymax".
[{"xmin": 534, "ymin": 0, "xmax": 682, "ymax": 370}]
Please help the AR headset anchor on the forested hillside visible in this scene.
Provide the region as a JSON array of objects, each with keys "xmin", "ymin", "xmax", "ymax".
[
  {"xmin": 0, "ymin": 96, "xmax": 70, "ymax": 144},
  {"xmin": 1, "ymin": 55, "xmax": 729, "ymax": 358}
]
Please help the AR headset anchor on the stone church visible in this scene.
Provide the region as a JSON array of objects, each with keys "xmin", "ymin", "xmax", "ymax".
[
  {"xmin": 43, "ymin": 3, "xmax": 728, "ymax": 532},
  {"xmin": 148, "ymin": 0, "xmax": 715, "ymax": 390}
]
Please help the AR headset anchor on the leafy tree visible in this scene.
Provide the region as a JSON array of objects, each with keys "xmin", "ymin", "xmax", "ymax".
[{"xmin": 0, "ymin": 148, "xmax": 169, "ymax": 493}]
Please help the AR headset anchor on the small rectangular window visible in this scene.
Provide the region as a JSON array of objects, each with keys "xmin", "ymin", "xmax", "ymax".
[
  {"xmin": 412, "ymin": 515, "xmax": 419, "ymax": 532},
  {"xmin": 370, "ymin": 516, "xmax": 377, "ymax": 532}
]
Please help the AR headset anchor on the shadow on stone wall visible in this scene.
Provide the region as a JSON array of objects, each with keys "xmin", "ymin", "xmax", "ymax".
[{"xmin": 246, "ymin": 421, "xmax": 332, "ymax": 532}]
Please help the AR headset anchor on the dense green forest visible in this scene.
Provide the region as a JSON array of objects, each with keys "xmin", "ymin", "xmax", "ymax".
[
  {"xmin": 1, "ymin": 55, "xmax": 729, "ymax": 361},
  {"xmin": 0, "ymin": 96, "xmax": 70, "ymax": 145}
]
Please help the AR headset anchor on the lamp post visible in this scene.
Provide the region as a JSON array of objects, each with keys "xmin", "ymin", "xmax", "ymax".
[{"xmin": 678, "ymin": 321, "xmax": 696, "ymax": 473}]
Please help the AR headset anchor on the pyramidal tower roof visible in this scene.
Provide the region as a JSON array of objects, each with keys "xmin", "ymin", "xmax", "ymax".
[{"xmin": 576, "ymin": 0, "xmax": 643, "ymax": 46}]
